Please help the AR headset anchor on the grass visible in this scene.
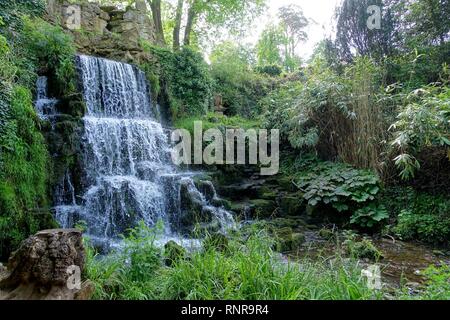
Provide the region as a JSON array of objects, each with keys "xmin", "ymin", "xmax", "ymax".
[{"xmin": 84, "ymin": 223, "xmax": 382, "ymax": 300}]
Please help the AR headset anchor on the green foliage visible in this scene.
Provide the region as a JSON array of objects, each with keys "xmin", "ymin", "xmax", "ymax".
[
  {"xmin": 382, "ymin": 187, "xmax": 450, "ymax": 244},
  {"xmin": 335, "ymin": 0, "xmax": 400, "ymax": 61},
  {"xmin": 22, "ymin": 17, "xmax": 77, "ymax": 96},
  {"xmin": 262, "ymin": 55, "xmax": 350, "ymax": 150},
  {"xmin": 389, "ymin": 85, "xmax": 450, "ymax": 179},
  {"xmin": 0, "ymin": 0, "xmax": 45, "ymax": 30},
  {"xmin": 342, "ymin": 230, "xmax": 383, "ymax": 261},
  {"xmin": 0, "ymin": 14, "xmax": 76, "ymax": 259},
  {"xmin": 174, "ymin": 112, "xmax": 261, "ymax": 135},
  {"xmin": 350, "ymin": 204, "xmax": 389, "ymax": 228},
  {"xmin": 256, "ymin": 5, "xmax": 308, "ymax": 72},
  {"xmin": 210, "ymin": 41, "xmax": 272, "ymax": 118},
  {"xmin": 0, "ymin": 86, "xmax": 54, "ymax": 259},
  {"xmin": 416, "ymin": 265, "xmax": 450, "ymax": 300},
  {"xmin": 405, "ymin": 0, "xmax": 450, "ymax": 47},
  {"xmin": 142, "ymin": 44, "xmax": 213, "ymax": 119},
  {"xmin": 394, "ymin": 209, "xmax": 450, "ymax": 244},
  {"xmin": 294, "ymin": 162, "xmax": 380, "ymax": 213},
  {"xmin": 86, "ymin": 224, "xmax": 380, "ymax": 300}
]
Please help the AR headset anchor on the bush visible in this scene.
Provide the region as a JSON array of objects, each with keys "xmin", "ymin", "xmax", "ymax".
[
  {"xmin": 0, "ymin": 0, "xmax": 45, "ymax": 30},
  {"xmin": 294, "ymin": 162, "xmax": 381, "ymax": 213},
  {"xmin": 210, "ymin": 41, "xmax": 272, "ymax": 118},
  {"xmin": 21, "ymin": 17, "xmax": 77, "ymax": 96},
  {"xmin": 142, "ymin": 44, "xmax": 213, "ymax": 120},
  {"xmin": 394, "ymin": 210, "xmax": 450, "ymax": 244},
  {"xmin": 350, "ymin": 204, "xmax": 389, "ymax": 229},
  {"xmin": 388, "ymin": 84, "xmax": 450, "ymax": 180},
  {"xmin": 384, "ymin": 187, "xmax": 450, "ymax": 244}
]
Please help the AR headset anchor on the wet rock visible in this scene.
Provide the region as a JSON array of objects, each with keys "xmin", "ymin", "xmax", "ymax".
[
  {"xmin": 0, "ymin": 229, "xmax": 88, "ymax": 300},
  {"xmin": 272, "ymin": 227, "xmax": 305, "ymax": 252},
  {"xmin": 318, "ymin": 228, "xmax": 335, "ymax": 240},
  {"xmin": 192, "ymin": 221, "xmax": 221, "ymax": 237},
  {"xmin": 279, "ymin": 194, "xmax": 304, "ymax": 216},
  {"xmin": 248, "ymin": 199, "xmax": 276, "ymax": 218},
  {"xmin": 179, "ymin": 179, "xmax": 211, "ymax": 225},
  {"xmin": 164, "ymin": 241, "xmax": 186, "ymax": 267},
  {"xmin": 292, "ymin": 233, "xmax": 306, "ymax": 249},
  {"xmin": 195, "ymin": 180, "xmax": 216, "ymax": 202}
]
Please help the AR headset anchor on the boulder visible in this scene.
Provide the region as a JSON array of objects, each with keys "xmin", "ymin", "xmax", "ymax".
[
  {"xmin": 179, "ymin": 179, "xmax": 209, "ymax": 225},
  {"xmin": 279, "ymin": 194, "xmax": 304, "ymax": 216},
  {"xmin": 0, "ymin": 229, "xmax": 91, "ymax": 300},
  {"xmin": 272, "ymin": 227, "xmax": 305, "ymax": 252},
  {"xmin": 164, "ymin": 241, "xmax": 186, "ymax": 267},
  {"xmin": 248, "ymin": 199, "xmax": 276, "ymax": 218},
  {"xmin": 194, "ymin": 180, "xmax": 217, "ymax": 202}
]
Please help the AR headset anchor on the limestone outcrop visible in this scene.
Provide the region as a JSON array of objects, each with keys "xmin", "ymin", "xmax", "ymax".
[
  {"xmin": 0, "ymin": 229, "xmax": 93, "ymax": 300},
  {"xmin": 45, "ymin": 0, "xmax": 155, "ymax": 63}
]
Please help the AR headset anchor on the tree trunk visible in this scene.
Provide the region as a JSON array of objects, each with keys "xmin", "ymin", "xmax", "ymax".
[
  {"xmin": 183, "ymin": 0, "xmax": 197, "ymax": 46},
  {"xmin": 148, "ymin": 0, "xmax": 166, "ymax": 45},
  {"xmin": 173, "ymin": 0, "xmax": 184, "ymax": 50}
]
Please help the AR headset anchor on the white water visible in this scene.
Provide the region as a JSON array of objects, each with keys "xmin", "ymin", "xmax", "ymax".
[
  {"xmin": 48, "ymin": 55, "xmax": 234, "ymax": 249},
  {"xmin": 35, "ymin": 76, "xmax": 58, "ymax": 121}
]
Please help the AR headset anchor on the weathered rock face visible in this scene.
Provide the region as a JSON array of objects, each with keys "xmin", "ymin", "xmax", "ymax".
[
  {"xmin": 45, "ymin": 0, "xmax": 155, "ymax": 63},
  {"xmin": 0, "ymin": 229, "xmax": 92, "ymax": 300}
]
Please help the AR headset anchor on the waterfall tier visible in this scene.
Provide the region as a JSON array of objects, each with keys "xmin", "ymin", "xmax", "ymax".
[{"xmin": 47, "ymin": 54, "xmax": 234, "ymax": 249}]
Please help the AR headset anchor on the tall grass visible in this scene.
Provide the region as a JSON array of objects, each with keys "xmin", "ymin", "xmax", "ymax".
[{"xmin": 85, "ymin": 224, "xmax": 381, "ymax": 300}]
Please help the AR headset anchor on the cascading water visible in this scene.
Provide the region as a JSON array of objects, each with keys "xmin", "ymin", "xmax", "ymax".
[
  {"xmin": 49, "ymin": 55, "xmax": 234, "ymax": 249},
  {"xmin": 35, "ymin": 76, "xmax": 58, "ymax": 122}
]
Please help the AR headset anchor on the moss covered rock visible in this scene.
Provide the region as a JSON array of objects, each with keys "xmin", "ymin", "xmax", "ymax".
[
  {"xmin": 273, "ymin": 227, "xmax": 305, "ymax": 252},
  {"xmin": 279, "ymin": 194, "xmax": 304, "ymax": 216},
  {"xmin": 249, "ymin": 199, "xmax": 276, "ymax": 218},
  {"xmin": 164, "ymin": 241, "xmax": 186, "ymax": 267}
]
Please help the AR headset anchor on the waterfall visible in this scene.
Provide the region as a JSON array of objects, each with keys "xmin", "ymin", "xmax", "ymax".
[
  {"xmin": 48, "ymin": 54, "xmax": 233, "ymax": 249},
  {"xmin": 35, "ymin": 76, "xmax": 58, "ymax": 121}
]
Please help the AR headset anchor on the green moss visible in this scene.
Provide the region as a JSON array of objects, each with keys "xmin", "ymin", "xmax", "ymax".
[
  {"xmin": 164, "ymin": 240, "xmax": 186, "ymax": 267},
  {"xmin": 248, "ymin": 199, "xmax": 276, "ymax": 218}
]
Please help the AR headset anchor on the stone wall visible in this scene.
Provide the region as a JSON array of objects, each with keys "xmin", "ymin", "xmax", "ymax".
[{"xmin": 45, "ymin": 0, "xmax": 155, "ymax": 63}]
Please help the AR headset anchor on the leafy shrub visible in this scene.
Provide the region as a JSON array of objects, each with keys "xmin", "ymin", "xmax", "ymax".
[
  {"xmin": 294, "ymin": 162, "xmax": 380, "ymax": 213},
  {"xmin": 350, "ymin": 204, "xmax": 389, "ymax": 228},
  {"xmin": 342, "ymin": 230, "xmax": 383, "ymax": 261},
  {"xmin": 22, "ymin": 17, "xmax": 77, "ymax": 96},
  {"xmin": 389, "ymin": 84, "xmax": 450, "ymax": 179},
  {"xmin": 256, "ymin": 64, "xmax": 283, "ymax": 77},
  {"xmin": 0, "ymin": 0, "xmax": 45, "ymax": 30},
  {"xmin": 394, "ymin": 209, "xmax": 450, "ymax": 244},
  {"xmin": 210, "ymin": 41, "xmax": 272, "ymax": 118},
  {"xmin": 142, "ymin": 43, "xmax": 213, "ymax": 119},
  {"xmin": 383, "ymin": 187, "xmax": 450, "ymax": 244},
  {"xmin": 400, "ymin": 264, "xmax": 450, "ymax": 300}
]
